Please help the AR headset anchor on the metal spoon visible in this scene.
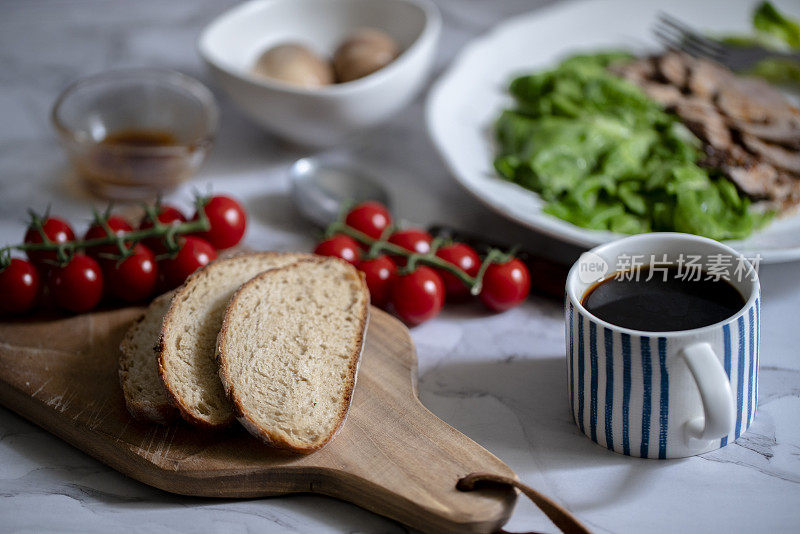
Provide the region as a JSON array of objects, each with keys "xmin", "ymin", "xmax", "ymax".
[{"xmin": 289, "ymin": 153, "xmax": 392, "ymax": 227}]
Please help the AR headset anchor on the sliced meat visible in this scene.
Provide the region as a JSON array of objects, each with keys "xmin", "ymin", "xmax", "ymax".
[
  {"xmin": 607, "ymin": 52, "xmax": 800, "ymax": 214},
  {"xmin": 686, "ymin": 58, "xmax": 732, "ymax": 100},
  {"xmin": 639, "ymin": 82, "xmax": 684, "ymax": 108},
  {"xmin": 742, "ymin": 134, "xmax": 800, "ymax": 174},
  {"xmin": 778, "ymin": 175, "xmax": 800, "ymax": 214},
  {"xmin": 731, "ymin": 119, "xmax": 800, "ymax": 149},
  {"xmin": 674, "ymin": 97, "xmax": 732, "ymax": 150},
  {"xmin": 724, "ymin": 163, "xmax": 783, "ymax": 199},
  {"xmin": 717, "ymin": 77, "xmax": 799, "ymax": 124},
  {"xmin": 657, "ymin": 51, "xmax": 689, "ymax": 88},
  {"xmin": 610, "ymin": 57, "xmax": 655, "ymax": 84},
  {"xmin": 702, "ymin": 146, "xmax": 798, "ymax": 207},
  {"xmin": 700, "ymin": 145, "xmax": 732, "ymax": 169},
  {"xmin": 724, "ymin": 144, "xmax": 756, "ymax": 167}
]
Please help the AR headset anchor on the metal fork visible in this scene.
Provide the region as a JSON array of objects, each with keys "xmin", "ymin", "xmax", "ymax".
[{"xmin": 653, "ymin": 12, "xmax": 800, "ymax": 70}]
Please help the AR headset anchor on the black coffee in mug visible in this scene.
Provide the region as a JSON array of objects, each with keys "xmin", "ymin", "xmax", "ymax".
[{"xmin": 582, "ymin": 266, "xmax": 745, "ymax": 332}]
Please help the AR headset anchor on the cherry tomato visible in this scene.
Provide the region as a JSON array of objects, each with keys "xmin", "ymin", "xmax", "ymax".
[
  {"xmin": 24, "ymin": 217, "xmax": 75, "ymax": 265},
  {"xmin": 388, "ymin": 229, "xmax": 432, "ymax": 255},
  {"xmin": 479, "ymin": 258, "xmax": 531, "ymax": 312},
  {"xmin": 435, "ymin": 243, "xmax": 481, "ymax": 300},
  {"xmin": 139, "ymin": 205, "xmax": 186, "ymax": 229},
  {"xmin": 314, "ymin": 235, "xmax": 360, "ymax": 265},
  {"xmin": 159, "ymin": 236, "xmax": 217, "ymax": 289},
  {"xmin": 104, "ymin": 244, "xmax": 158, "ymax": 303},
  {"xmin": 357, "ymin": 255, "xmax": 397, "ymax": 307},
  {"xmin": 49, "ymin": 254, "xmax": 104, "ymax": 313},
  {"xmin": 345, "ymin": 201, "xmax": 392, "ymax": 240},
  {"xmin": 391, "ymin": 266, "xmax": 445, "ymax": 325},
  {"xmin": 84, "ymin": 215, "xmax": 133, "ymax": 259},
  {"xmin": 139, "ymin": 205, "xmax": 186, "ymax": 252},
  {"xmin": 192, "ymin": 195, "xmax": 247, "ymax": 250},
  {"xmin": 0, "ymin": 259, "xmax": 40, "ymax": 314}
]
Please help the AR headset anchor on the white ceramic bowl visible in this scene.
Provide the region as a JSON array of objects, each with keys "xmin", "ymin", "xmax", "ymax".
[{"xmin": 198, "ymin": 0, "xmax": 440, "ymax": 146}]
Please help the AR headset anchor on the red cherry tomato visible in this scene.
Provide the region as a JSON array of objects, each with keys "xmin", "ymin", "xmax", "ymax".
[
  {"xmin": 0, "ymin": 259, "xmax": 40, "ymax": 314},
  {"xmin": 139, "ymin": 205, "xmax": 186, "ymax": 252},
  {"xmin": 159, "ymin": 236, "xmax": 217, "ymax": 289},
  {"xmin": 357, "ymin": 255, "xmax": 397, "ymax": 307},
  {"xmin": 84, "ymin": 215, "xmax": 133, "ymax": 258},
  {"xmin": 192, "ymin": 195, "xmax": 247, "ymax": 250},
  {"xmin": 49, "ymin": 254, "xmax": 104, "ymax": 313},
  {"xmin": 435, "ymin": 243, "xmax": 481, "ymax": 300},
  {"xmin": 104, "ymin": 244, "xmax": 158, "ymax": 303},
  {"xmin": 479, "ymin": 258, "xmax": 531, "ymax": 312},
  {"xmin": 388, "ymin": 229, "xmax": 432, "ymax": 254},
  {"xmin": 391, "ymin": 266, "xmax": 445, "ymax": 325},
  {"xmin": 139, "ymin": 205, "xmax": 186, "ymax": 229},
  {"xmin": 314, "ymin": 235, "xmax": 360, "ymax": 265},
  {"xmin": 24, "ymin": 217, "xmax": 75, "ymax": 265},
  {"xmin": 345, "ymin": 201, "xmax": 392, "ymax": 240}
]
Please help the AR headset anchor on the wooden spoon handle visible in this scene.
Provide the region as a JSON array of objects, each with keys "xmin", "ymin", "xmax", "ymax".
[{"xmin": 457, "ymin": 473, "xmax": 590, "ymax": 534}]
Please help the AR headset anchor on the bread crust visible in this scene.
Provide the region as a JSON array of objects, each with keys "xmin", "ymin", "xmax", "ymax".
[
  {"xmin": 216, "ymin": 257, "xmax": 369, "ymax": 453},
  {"xmin": 157, "ymin": 252, "xmax": 311, "ymax": 429},
  {"xmin": 118, "ymin": 292, "xmax": 178, "ymax": 425}
]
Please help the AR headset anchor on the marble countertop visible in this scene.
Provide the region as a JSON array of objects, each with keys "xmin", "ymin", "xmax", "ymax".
[{"xmin": 1, "ymin": 1, "xmax": 799, "ymax": 532}]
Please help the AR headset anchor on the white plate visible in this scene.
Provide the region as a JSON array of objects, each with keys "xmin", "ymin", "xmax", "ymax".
[{"xmin": 427, "ymin": 0, "xmax": 800, "ymax": 263}]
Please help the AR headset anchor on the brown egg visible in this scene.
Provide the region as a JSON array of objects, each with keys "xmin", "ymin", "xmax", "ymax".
[
  {"xmin": 333, "ymin": 28, "xmax": 400, "ymax": 83},
  {"xmin": 251, "ymin": 43, "xmax": 334, "ymax": 87}
]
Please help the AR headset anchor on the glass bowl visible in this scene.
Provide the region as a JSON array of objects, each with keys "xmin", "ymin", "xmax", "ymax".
[{"xmin": 51, "ymin": 69, "xmax": 219, "ymax": 200}]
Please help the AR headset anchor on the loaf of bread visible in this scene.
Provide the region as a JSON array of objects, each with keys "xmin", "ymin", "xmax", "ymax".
[
  {"xmin": 157, "ymin": 252, "xmax": 310, "ymax": 428},
  {"xmin": 217, "ymin": 258, "xmax": 369, "ymax": 452},
  {"xmin": 118, "ymin": 292, "xmax": 177, "ymax": 424}
]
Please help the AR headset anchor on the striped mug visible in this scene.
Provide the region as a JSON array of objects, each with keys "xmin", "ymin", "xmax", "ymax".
[{"xmin": 565, "ymin": 233, "xmax": 760, "ymax": 459}]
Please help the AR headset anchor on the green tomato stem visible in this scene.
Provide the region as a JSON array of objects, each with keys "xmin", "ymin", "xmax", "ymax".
[
  {"xmin": 326, "ymin": 221, "xmax": 512, "ymax": 292},
  {"xmin": 0, "ymin": 197, "xmax": 212, "ymax": 268}
]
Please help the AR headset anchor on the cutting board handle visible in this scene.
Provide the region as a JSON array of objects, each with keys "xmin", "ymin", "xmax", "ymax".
[{"xmin": 457, "ymin": 473, "xmax": 590, "ymax": 534}]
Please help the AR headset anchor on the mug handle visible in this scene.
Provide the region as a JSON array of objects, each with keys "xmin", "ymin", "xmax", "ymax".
[{"xmin": 680, "ymin": 342, "xmax": 736, "ymax": 446}]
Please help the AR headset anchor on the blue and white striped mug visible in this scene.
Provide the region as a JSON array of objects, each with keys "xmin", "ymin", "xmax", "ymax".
[{"xmin": 565, "ymin": 233, "xmax": 760, "ymax": 459}]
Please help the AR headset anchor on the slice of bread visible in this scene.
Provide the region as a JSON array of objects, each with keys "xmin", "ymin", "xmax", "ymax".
[
  {"xmin": 217, "ymin": 258, "xmax": 369, "ymax": 452},
  {"xmin": 157, "ymin": 252, "xmax": 310, "ymax": 428},
  {"xmin": 119, "ymin": 292, "xmax": 177, "ymax": 424}
]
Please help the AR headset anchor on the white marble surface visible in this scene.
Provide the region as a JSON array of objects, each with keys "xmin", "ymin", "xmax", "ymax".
[{"xmin": 1, "ymin": 1, "xmax": 799, "ymax": 532}]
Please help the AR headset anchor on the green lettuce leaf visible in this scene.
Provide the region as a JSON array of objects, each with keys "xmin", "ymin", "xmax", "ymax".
[
  {"xmin": 493, "ymin": 52, "xmax": 772, "ymax": 240},
  {"xmin": 753, "ymin": 1, "xmax": 800, "ymax": 48},
  {"xmin": 749, "ymin": 57, "xmax": 800, "ymax": 84}
]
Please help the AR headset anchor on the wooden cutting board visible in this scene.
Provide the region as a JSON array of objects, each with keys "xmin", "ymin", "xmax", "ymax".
[{"xmin": 0, "ymin": 306, "xmax": 517, "ymax": 533}]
